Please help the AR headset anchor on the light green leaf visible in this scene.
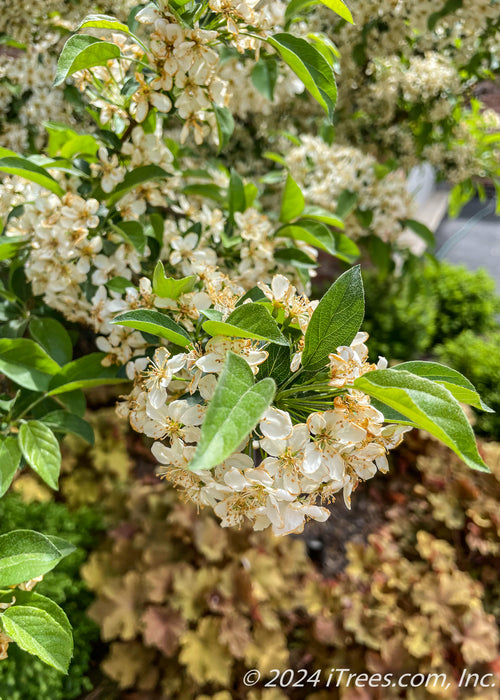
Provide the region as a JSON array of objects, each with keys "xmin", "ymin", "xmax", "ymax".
[
  {"xmin": 301, "ymin": 205, "xmax": 344, "ymax": 227},
  {"xmin": 19, "ymin": 422, "xmax": 61, "ymax": 490},
  {"xmin": 75, "ymin": 13, "xmax": 147, "ymax": 51},
  {"xmin": 54, "ymin": 34, "xmax": 121, "ymax": 86},
  {"xmin": 0, "ymin": 236, "xmax": 27, "ymax": 261},
  {"xmin": 393, "ymin": 361, "xmax": 493, "ymax": 413},
  {"xmin": 0, "ymin": 530, "xmax": 73, "ymax": 586},
  {"xmin": 29, "ymin": 318, "xmax": 73, "ymax": 367},
  {"xmin": 277, "ymin": 219, "xmax": 358, "ymax": 262},
  {"xmin": 354, "ymin": 368, "xmax": 489, "ymax": 473},
  {"xmin": 213, "ymin": 105, "xmax": 234, "ymax": 153},
  {"xmin": 0, "ymin": 158, "xmax": 64, "ymax": 197},
  {"xmin": 0, "ymin": 339, "xmax": 61, "ymax": 392},
  {"xmin": 112, "ymin": 309, "xmax": 192, "ymax": 347},
  {"xmin": 107, "ymin": 165, "xmax": 169, "ymax": 205},
  {"xmin": 267, "ymin": 33, "xmax": 337, "ymax": 119},
  {"xmin": 47, "ymin": 353, "xmax": 129, "ymax": 396},
  {"xmin": 0, "ymin": 437, "xmax": 22, "ymax": 498},
  {"xmin": 152, "ymin": 262, "xmax": 197, "ymax": 299},
  {"xmin": 279, "ymin": 174, "xmax": 305, "ymax": 223},
  {"xmin": 44, "ymin": 122, "xmax": 100, "ymax": 159},
  {"xmin": 187, "ymin": 351, "xmax": 276, "ymax": 471},
  {"xmin": 285, "ymin": 0, "xmax": 353, "ymax": 23},
  {"xmin": 42, "ymin": 411, "xmax": 95, "ymax": 445},
  {"xmin": 1, "ymin": 590, "xmax": 73, "ymax": 672},
  {"xmin": 302, "ymin": 266, "xmax": 364, "ymax": 371},
  {"xmin": 202, "ymin": 303, "xmax": 289, "ymax": 345}
]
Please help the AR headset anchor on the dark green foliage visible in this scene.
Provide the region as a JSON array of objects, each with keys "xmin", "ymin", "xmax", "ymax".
[
  {"xmin": 362, "ymin": 261, "xmax": 499, "ymax": 362},
  {"xmin": 362, "ymin": 268, "xmax": 437, "ymax": 360},
  {"xmin": 435, "ymin": 330, "xmax": 500, "ymax": 439},
  {"xmin": 424, "ymin": 261, "xmax": 500, "ymax": 342},
  {"xmin": 0, "ymin": 495, "xmax": 104, "ymax": 700}
]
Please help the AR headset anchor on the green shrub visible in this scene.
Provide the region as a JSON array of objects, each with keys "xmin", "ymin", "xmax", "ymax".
[
  {"xmin": 362, "ymin": 261, "xmax": 499, "ymax": 362},
  {"xmin": 424, "ymin": 261, "xmax": 500, "ymax": 343},
  {"xmin": 435, "ymin": 330, "xmax": 500, "ymax": 439},
  {"xmin": 0, "ymin": 495, "xmax": 104, "ymax": 700},
  {"xmin": 362, "ymin": 267, "xmax": 437, "ymax": 361}
]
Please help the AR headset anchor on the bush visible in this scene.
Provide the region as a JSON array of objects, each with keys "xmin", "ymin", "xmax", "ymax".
[
  {"xmin": 424, "ymin": 262, "xmax": 500, "ymax": 343},
  {"xmin": 362, "ymin": 267, "xmax": 437, "ymax": 361},
  {"xmin": 0, "ymin": 494, "xmax": 104, "ymax": 700},
  {"xmin": 435, "ymin": 330, "xmax": 500, "ymax": 439},
  {"xmin": 362, "ymin": 261, "xmax": 499, "ymax": 361}
]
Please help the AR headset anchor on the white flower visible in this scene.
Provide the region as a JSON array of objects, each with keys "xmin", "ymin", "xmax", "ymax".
[{"xmin": 143, "ymin": 348, "xmax": 188, "ymax": 409}]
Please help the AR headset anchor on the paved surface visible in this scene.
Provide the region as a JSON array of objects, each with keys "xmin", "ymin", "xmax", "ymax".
[{"xmin": 435, "ymin": 195, "xmax": 500, "ymax": 290}]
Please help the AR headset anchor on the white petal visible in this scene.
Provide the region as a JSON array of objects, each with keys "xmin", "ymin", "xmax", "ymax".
[{"xmin": 259, "ymin": 407, "xmax": 293, "ymax": 440}]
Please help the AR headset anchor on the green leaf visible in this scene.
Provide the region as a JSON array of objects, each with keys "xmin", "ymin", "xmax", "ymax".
[
  {"xmin": 251, "ymin": 58, "xmax": 279, "ymax": 100},
  {"xmin": 54, "ymin": 34, "xmax": 121, "ymax": 86},
  {"xmin": 42, "ymin": 411, "xmax": 95, "ymax": 445},
  {"xmin": 228, "ymin": 169, "xmax": 246, "ymax": 217},
  {"xmin": 274, "ymin": 247, "xmax": 316, "ymax": 268},
  {"xmin": 47, "ymin": 353, "xmax": 129, "ymax": 396},
  {"xmin": 277, "ymin": 219, "xmax": 358, "ymax": 262},
  {"xmin": 113, "ymin": 221, "xmax": 147, "ymax": 254},
  {"xmin": 257, "ymin": 344, "xmax": 292, "ymax": 384},
  {"xmin": 0, "ymin": 436, "xmax": 21, "ymax": 498},
  {"xmin": 285, "ymin": 0, "xmax": 353, "ymax": 23},
  {"xmin": 202, "ymin": 303, "xmax": 289, "ymax": 345},
  {"xmin": 213, "ymin": 105, "xmax": 234, "ymax": 153},
  {"xmin": 0, "ymin": 158, "xmax": 64, "ymax": 197},
  {"xmin": 0, "ymin": 530, "xmax": 74, "ymax": 586},
  {"xmin": 29, "ymin": 318, "xmax": 73, "ymax": 366},
  {"xmin": 279, "ymin": 174, "xmax": 305, "ymax": 223},
  {"xmin": 152, "ymin": 262, "xmax": 196, "ymax": 299},
  {"xmin": 187, "ymin": 351, "xmax": 276, "ymax": 471},
  {"xmin": 105, "ymin": 276, "xmax": 136, "ymax": 294},
  {"xmin": 56, "ymin": 390, "xmax": 86, "ymax": 418},
  {"xmin": 112, "ymin": 309, "xmax": 192, "ymax": 347},
  {"xmin": 401, "ymin": 219, "xmax": 436, "ymax": 249},
  {"xmin": 301, "ymin": 205, "xmax": 344, "ymax": 227},
  {"xmin": 0, "ymin": 339, "xmax": 61, "ymax": 392},
  {"xmin": 336, "ymin": 190, "xmax": 358, "ymax": 218},
  {"xmin": 107, "ymin": 165, "xmax": 169, "ymax": 205},
  {"xmin": 428, "ymin": 0, "xmax": 463, "ymax": 30},
  {"xmin": 354, "ymin": 368, "xmax": 489, "ymax": 473},
  {"xmin": 1, "ymin": 590, "xmax": 73, "ymax": 672},
  {"xmin": 302, "ymin": 266, "xmax": 364, "ymax": 371},
  {"xmin": 0, "ymin": 236, "xmax": 27, "ymax": 261},
  {"xmin": 393, "ymin": 361, "xmax": 493, "ymax": 413},
  {"xmin": 267, "ymin": 33, "xmax": 337, "ymax": 119},
  {"xmin": 76, "ymin": 13, "xmax": 134, "ymax": 36},
  {"xmin": 44, "ymin": 122, "xmax": 100, "ymax": 159},
  {"xmin": 19, "ymin": 422, "xmax": 62, "ymax": 490}
]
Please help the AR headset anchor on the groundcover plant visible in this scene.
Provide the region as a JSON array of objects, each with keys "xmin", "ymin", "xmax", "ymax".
[{"xmin": 0, "ymin": 0, "xmax": 495, "ymax": 677}]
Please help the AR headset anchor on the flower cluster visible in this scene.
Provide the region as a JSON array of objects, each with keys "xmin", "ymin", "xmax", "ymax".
[
  {"xmin": 2, "ymin": 118, "xmax": 315, "ymax": 365},
  {"xmin": 72, "ymin": 0, "xmax": 287, "ymax": 146},
  {"xmin": 118, "ymin": 273, "xmax": 410, "ymax": 536},
  {"xmin": 285, "ymin": 135, "xmax": 418, "ymax": 251}
]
